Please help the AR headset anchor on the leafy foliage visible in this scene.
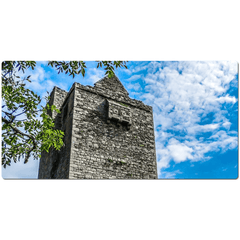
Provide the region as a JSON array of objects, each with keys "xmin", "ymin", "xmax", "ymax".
[
  {"xmin": 2, "ymin": 62, "xmax": 64, "ymax": 167},
  {"xmin": 48, "ymin": 61, "xmax": 87, "ymax": 78},
  {"xmin": 2, "ymin": 60, "xmax": 128, "ymax": 168},
  {"xmin": 48, "ymin": 61, "xmax": 128, "ymax": 78},
  {"xmin": 96, "ymin": 61, "xmax": 128, "ymax": 78}
]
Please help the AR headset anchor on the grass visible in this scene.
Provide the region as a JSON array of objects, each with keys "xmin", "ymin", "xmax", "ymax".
[{"xmin": 119, "ymin": 103, "xmax": 128, "ymax": 107}]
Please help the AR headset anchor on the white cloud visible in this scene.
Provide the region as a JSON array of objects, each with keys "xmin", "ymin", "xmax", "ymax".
[
  {"xmin": 30, "ymin": 66, "xmax": 45, "ymax": 82},
  {"xmin": 187, "ymin": 123, "xmax": 220, "ymax": 135},
  {"xmin": 118, "ymin": 67, "xmax": 132, "ymax": 75},
  {"xmin": 23, "ymin": 66, "xmax": 57, "ymax": 97},
  {"xmin": 86, "ymin": 68, "xmax": 105, "ymax": 84},
  {"xmin": 167, "ymin": 138, "xmax": 194, "ymax": 163},
  {"xmin": 222, "ymin": 121, "xmax": 231, "ymax": 130},
  {"xmin": 133, "ymin": 61, "xmax": 238, "ymax": 177},
  {"xmin": 127, "ymin": 82, "xmax": 141, "ymax": 91},
  {"xmin": 217, "ymin": 94, "xmax": 237, "ymax": 104},
  {"xmin": 141, "ymin": 93, "xmax": 156, "ymax": 103},
  {"xmin": 153, "ymin": 113, "xmax": 173, "ymax": 130},
  {"xmin": 131, "ymin": 63, "xmax": 149, "ymax": 73},
  {"xmin": 125, "ymin": 74, "xmax": 142, "ymax": 81},
  {"xmin": 160, "ymin": 170, "xmax": 183, "ymax": 179}
]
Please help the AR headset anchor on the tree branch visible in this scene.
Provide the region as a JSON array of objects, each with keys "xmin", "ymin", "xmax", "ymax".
[{"xmin": 2, "ymin": 117, "xmax": 37, "ymax": 163}]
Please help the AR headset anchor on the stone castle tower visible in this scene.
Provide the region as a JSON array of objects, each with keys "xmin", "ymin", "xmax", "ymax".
[{"xmin": 38, "ymin": 75, "xmax": 158, "ymax": 179}]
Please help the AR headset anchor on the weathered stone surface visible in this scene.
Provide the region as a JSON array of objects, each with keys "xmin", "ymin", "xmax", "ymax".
[
  {"xmin": 38, "ymin": 75, "xmax": 157, "ymax": 179},
  {"xmin": 107, "ymin": 99, "xmax": 132, "ymax": 126}
]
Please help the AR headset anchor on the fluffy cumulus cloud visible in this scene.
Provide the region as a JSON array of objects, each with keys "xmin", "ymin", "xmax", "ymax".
[{"xmin": 130, "ymin": 61, "xmax": 238, "ymax": 177}]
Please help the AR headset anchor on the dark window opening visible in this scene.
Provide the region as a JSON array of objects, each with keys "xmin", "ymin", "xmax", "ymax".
[{"xmin": 63, "ymin": 103, "xmax": 68, "ymax": 121}]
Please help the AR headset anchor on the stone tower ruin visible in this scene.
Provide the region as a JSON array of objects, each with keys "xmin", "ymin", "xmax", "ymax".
[{"xmin": 38, "ymin": 75, "xmax": 158, "ymax": 179}]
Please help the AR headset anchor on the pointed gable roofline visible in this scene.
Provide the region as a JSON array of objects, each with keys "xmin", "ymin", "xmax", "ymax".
[{"xmin": 94, "ymin": 74, "xmax": 129, "ymax": 96}]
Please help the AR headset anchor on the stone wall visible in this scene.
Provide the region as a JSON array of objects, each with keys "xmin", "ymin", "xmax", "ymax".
[
  {"xmin": 38, "ymin": 76, "xmax": 158, "ymax": 179},
  {"xmin": 38, "ymin": 87, "xmax": 71, "ymax": 179}
]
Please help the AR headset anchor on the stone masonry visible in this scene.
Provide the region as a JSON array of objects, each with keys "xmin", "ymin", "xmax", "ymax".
[{"xmin": 38, "ymin": 75, "xmax": 158, "ymax": 179}]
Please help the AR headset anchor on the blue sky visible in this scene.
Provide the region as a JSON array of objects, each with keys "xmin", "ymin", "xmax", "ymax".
[{"xmin": 2, "ymin": 61, "xmax": 238, "ymax": 179}]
